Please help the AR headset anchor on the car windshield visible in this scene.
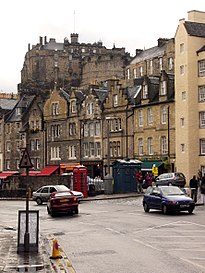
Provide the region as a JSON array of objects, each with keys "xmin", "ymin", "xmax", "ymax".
[
  {"xmin": 55, "ymin": 185, "xmax": 70, "ymax": 192},
  {"xmin": 160, "ymin": 186, "xmax": 184, "ymax": 196}
]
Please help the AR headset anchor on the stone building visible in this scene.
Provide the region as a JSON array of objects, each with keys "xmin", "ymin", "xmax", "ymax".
[
  {"xmin": 175, "ymin": 10, "xmax": 205, "ymax": 180},
  {"xmin": 19, "ymin": 33, "xmax": 131, "ymax": 96}
]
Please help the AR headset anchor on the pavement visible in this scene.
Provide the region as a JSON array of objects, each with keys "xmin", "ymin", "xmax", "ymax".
[{"xmin": 0, "ymin": 192, "xmax": 203, "ymax": 273}]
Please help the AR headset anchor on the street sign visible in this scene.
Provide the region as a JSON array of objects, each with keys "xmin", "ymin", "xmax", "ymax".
[{"xmin": 19, "ymin": 148, "xmax": 33, "ymax": 168}]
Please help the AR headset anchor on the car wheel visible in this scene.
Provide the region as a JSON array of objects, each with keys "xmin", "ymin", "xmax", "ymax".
[
  {"xmin": 36, "ymin": 197, "xmax": 42, "ymax": 205},
  {"xmin": 50, "ymin": 210, "xmax": 55, "ymax": 217},
  {"xmin": 162, "ymin": 204, "xmax": 167, "ymax": 214},
  {"xmin": 188, "ymin": 208, "xmax": 194, "ymax": 214},
  {"xmin": 47, "ymin": 206, "xmax": 51, "ymax": 215},
  {"xmin": 143, "ymin": 202, "xmax": 150, "ymax": 212},
  {"xmin": 75, "ymin": 207, "xmax": 79, "ymax": 214}
]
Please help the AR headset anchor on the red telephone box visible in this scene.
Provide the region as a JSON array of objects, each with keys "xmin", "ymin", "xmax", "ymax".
[{"xmin": 73, "ymin": 165, "xmax": 88, "ymax": 198}]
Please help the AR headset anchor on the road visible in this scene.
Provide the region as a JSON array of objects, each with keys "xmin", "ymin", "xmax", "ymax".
[{"xmin": 1, "ymin": 197, "xmax": 205, "ymax": 273}]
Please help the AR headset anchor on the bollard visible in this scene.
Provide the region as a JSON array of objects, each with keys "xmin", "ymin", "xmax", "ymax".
[{"xmin": 50, "ymin": 239, "xmax": 62, "ymax": 259}]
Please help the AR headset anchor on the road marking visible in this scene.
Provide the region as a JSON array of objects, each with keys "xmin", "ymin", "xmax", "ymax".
[
  {"xmin": 180, "ymin": 257, "xmax": 205, "ymax": 271},
  {"xmin": 105, "ymin": 227, "xmax": 125, "ymax": 236},
  {"xmin": 169, "ymin": 248, "xmax": 205, "ymax": 251},
  {"xmin": 133, "ymin": 238, "xmax": 161, "ymax": 251}
]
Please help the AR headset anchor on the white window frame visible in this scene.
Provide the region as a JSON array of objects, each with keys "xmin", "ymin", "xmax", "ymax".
[
  {"xmin": 113, "ymin": 95, "xmax": 118, "ymax": 107},
  {"xmin": 68, "ymin": 145, "xmax": 76, "ymax": 159},
  {"xmin": 168, "ymin": 57, "xmax": 173, "ymax": 70},
  {"xmin": 36, "ymin": 139, "xmax": 40, "ymax": 150},
  {"xmin": 147, "ymin": 137, "xmax": 153, "ymax": 155},
  {"xmin": 36, "ymin": 158, "xmax": 40, "ymax": 169},
  {"xmin": 133, "ymin": 68, "xmax": 137, "ymax": 79},
  {"xmin": 127, "ymin": 68, "xmax": 130, "ymax": 79},
  {"xmin": 200, "ymin": 139, "xmax": 205, "ymax": 154},
  {"xmin": 199, "ymin": 60, "xmax": 205, "ymax": 77},
  {"xmin": 139, "ymin": 66, "xmax": 143, "ymax": 76},
  {"xmin": 199, "ymin": 85, "xmax": 205, "ymax": 102},
  {"xmin": 138, "ymin": 110, "xmax": 143, "ymax": 127},
  {"xmin": 160, "ymin": 81, "xmax": 167, "ymax": 95},
  {"xmin": 31, "ymin": 139, "xmax": 35, "ymax": 151},
  {"xmin": 138, "ymin": 138, "xmax": 143, "ymax": 155},
  {"xmin": 200, "ymin": 112, "xmax": 205, "ymax": 128},
  {"xmin": 96, "ymin": 142, "xmax": 101, "ymax": 157},
  {"xmin": 161, "ymin": 136, "xmax": 166, "ymax": 155},
  {"xmin": 89, "ymin": 142, "xmax": 95, "ymax": 157},
  {"xmin": 147, "ymin": 108, "xmax": 153, "ymax": 126},
  {"xmin": 161, "ymin": 106, "xmax": 167, "ymax": 124},
  {"xmin": 142, "ymin": 84, "xmax": 148, "ymax": 99},
  {"xmin": 71, "ymin": 100, "xmax": 77, "ymax": 113},
  {"xmin": 52, "ymin": 102, "xmax": 59, "ymax": 115}
]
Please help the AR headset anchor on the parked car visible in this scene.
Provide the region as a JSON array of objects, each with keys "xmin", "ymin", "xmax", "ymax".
[
  {"xmin": 47, "ymin": 191, "xmax": 79, "ymax": 217},
  {"xmin": 155, "ymin": 172, "xmax": 186, "ymax": 187},
  {"xmin": 143, "ymin": 185, "xmax": 195, "ymax": 214},
  {"xmin": 32, "ymin": 185, "xmax": 84, "ymax": 205}
]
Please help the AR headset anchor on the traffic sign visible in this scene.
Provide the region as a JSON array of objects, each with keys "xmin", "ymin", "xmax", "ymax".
[{"xmin": 19, "ymin": 148, "xmax": 33, "ymax": 168}]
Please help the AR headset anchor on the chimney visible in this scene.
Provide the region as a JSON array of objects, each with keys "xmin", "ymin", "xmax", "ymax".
[
  {"xmin": 188, "ymin": 10, "xmax": 205, "ymax": 23},
  {"xmin": 70, "ymin": 33, "xmax": 79, "ymax": 44},
  {"xmin": 28, "ymin": 43, "xmax": 30, "ymax": 51},
  {"xmin": 135, "ymin": 49, "xmax": 143, "ymax": 56},
  {"xmin": 44, "ymin": 36, "xmax": 47, "ymax": 44},
  {"xmin": 158, "ymin": 38, "xmax": 169, "ymax": 47},
  {"xmin": 39, "ymin": 36, "xmax": 43, "ymax": 45}
]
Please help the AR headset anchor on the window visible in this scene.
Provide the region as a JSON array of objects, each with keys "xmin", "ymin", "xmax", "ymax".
[
  {"xmin": 69, "ymin": 123, "xmax": 76, "ymax": 136},
  {"xmin": 138, "ymin": 138, "xmax": 143, "ymax": 155},
  {"xmin": 6, "ymin": 141, "xmax": 11, "ymax": 152},
  {"xmin": 83, "ymin": 143, "xmax": 89, "ymax": 157},
  {"xmin": 110, "ymin": 119, "xmax": 121, "ymax": 131},
  {"xmin": 199, "ymin": 86, "xmax": 205, "ymax": 102},
  {"xmin": 31, "ymin": 140, "xmax": 35, "ymax": 151},
  {"xmin": 181, "ymin": 143, "xmax": 185, "ymax": 152},
  {"xmin": 50, "ymin": 147, "xmax": 60, "ymax": 160},
  {"xmin": 52, "ymin": 102, "xmax": 59, "ymax": 115},
  {"xmin": 161, "ymin": 106, "xmax": 167, "ymax": 124},
  {"xmin": 87, "ymin": 102, "xmax": 94, "ymax": 115},
  {"xmin": 36, "ymin": 120, "xmax": 40, "ymax": 129},
  {"xmin": 96, "ymin": 142, "xmax": 101, "ymax": 157},
  {"xmin": 36, "ymin": 139, "xmax": 40, "ymax": 150},
  {"xmin": 138, "ymin": 110, "xmax": 143, "ymax": 127},
  {"xmin": 16, "ymin": 159, "xmax": 20, "ymax": 170},
  {"xmin": 36, "ymin": 158, "xmax": 40, "ymax": 169},
  {"xmin": 147, "ymin": 108, "xmax": 153, "ymax": 126},
  {"xmin": 51, "ymin": 124, "xmax": 60, "ymax": 138},
  {"xmin": 199, "ymin": 60, "xmax": 205, "ymax": 77},
  {"xmin": 142, "ymin": 84, "xmax": 148, "ymax": 99},
  {"xmin": 180, "ymin": 43, "xmax": 185, "ymax": 53},
  {"xmin": 84, "ymin": 123, "xmax": 89, "ymax": 137},
  {"xmin": 133, "ymin": 68, "xmax": 137, "ymax": 79},
  {"xmin": 110, "ymin": 141, "xmax": 121, "ymax": 157},
  {"xmin": 68, "ymin": 145, "xmax": 76, "ymax": 159},
  {"xmin": 6, "ymin": 124, "xmax": 11, "ymax": 134},
  {"xmin": 89, "ymin": 123, "xmax": 94, "ymax": 137},
  {"xmin": 180, "ymin": 117, "xmax": 185, "ymax": 127},
  {"xmin": 139, "ymin": 66, "xmax": 143, "ymax": 76},
  {"xmin": 150, "ymin": 60, "xmax": 153, "ymax": 74},
  {"xmin": 180, "ymin": 65, "xmax": 185, "ymax": 75},
  {"xmin": 127, "ymin": 68, "xmax": 130, "ymax": 79},
  {"xmin": 160, "ymin": 81, "xmax": 166, "ymax": 95},
  {"xmin": 95, "ymin": 122, "xmax": 100, "ymax": 136},
  {"xmin": 90, "ymin": 142, "xmax": 95, "ymax": 157},
  {"xmin": 182, "ymin": 91, "xmax": 186, "ymax": 100},
  {"xmin": 168, "ymin": 57, "xmax": 173, "ymax": 70},
  {"xmin": 6, "ymin": 160, "xmax": 10, "ymax": 170},
  {"xmin": 71, "ymin": 100, "xmax": 76, "ymax": 113},
  {"xmin": 159, "ymin": 58, "xmax": 163, "ymax": 70},
  {"xmin": 200, "ymin": 112, "xmax": 205, "ymax": 128},
  {"xmin": 200, "ymin": 139, "xmax": 205, "ymax": 154},
  {"xmin": 113, "ymin": 95, "xmax": 118, "ymax": 107},
  {"xmin": 161, "ymin": 136, "xmax": 166, "ymax": 155},
  {"xmin": 147, "ymin": 137, "xmax": 153, "ymax": 155}
]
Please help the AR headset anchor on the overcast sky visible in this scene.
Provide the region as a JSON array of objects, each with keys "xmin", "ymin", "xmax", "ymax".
[{"xmin": 1, "ymin": 0, "xmax": 205, "ymax": 93}]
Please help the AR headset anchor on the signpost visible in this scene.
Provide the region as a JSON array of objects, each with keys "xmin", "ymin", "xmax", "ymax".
[{"xmin": 18, "ymin": 147, "xmax": 34, "ymax": 252}]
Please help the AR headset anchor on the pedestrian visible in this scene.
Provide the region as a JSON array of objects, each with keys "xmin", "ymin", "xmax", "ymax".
[
  {"xmin": 136, "ymin": 171, "xmax": 143, "ymax": 193},
  {"xmin": 200, "ymin": 173, "xmax": 205, "ymax": 204},
  {"xmin": 145, "ymin": 172, "xmax": 153, "ymax": 188},
  {"xmin": 189, "ymin": 175, "xmax": 198, "ymax": 203}
]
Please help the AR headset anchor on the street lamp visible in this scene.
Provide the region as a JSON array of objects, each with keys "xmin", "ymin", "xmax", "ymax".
[{"xmin": 104, "ymin": 117, "xmax": 114, "ymax": 194}]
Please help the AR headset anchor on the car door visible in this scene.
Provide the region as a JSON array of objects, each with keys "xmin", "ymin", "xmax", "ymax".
[
  {"xmin": 149, "ymin": 187, "xmax": 162, "ymax": 209},
  {"xmin": 40, "ymin": 186, "xmax": 50, "ymax": 202}
]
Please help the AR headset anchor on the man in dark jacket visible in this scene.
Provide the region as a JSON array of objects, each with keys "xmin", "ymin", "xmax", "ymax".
[{"xmin": 189, "ymin": 175, "xmax": 198, "ymax": 203}]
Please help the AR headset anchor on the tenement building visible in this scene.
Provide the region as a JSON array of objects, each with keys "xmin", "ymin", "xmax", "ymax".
[{"xmin": 175, "ymin": 10, "xmax": 205, "ymax": 181}]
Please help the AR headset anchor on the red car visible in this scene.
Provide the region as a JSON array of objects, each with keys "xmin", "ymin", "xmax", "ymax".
[{"xmin": 47, "ymin": 191, "xmax": 79, "ymax": 217}]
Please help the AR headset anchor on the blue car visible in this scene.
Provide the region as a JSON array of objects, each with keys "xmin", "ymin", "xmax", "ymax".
[{"xmin": 143, "ymin": 185, "xmax": 195, "ymax": 214}]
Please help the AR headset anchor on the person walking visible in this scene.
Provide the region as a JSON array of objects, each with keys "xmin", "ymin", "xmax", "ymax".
[
  {"xmin": 200, "ymin": 174, "xmax": 205, "ymax": 204},
  {"xmin": 189, "ymin": 175, "xmax": 198, "ymax": 203},
  {"xmin": 136, "ymin": 171, "xmax": 143, "ymax": 193}
]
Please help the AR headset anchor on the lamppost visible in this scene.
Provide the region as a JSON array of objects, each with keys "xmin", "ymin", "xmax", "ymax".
[{"xmin": 104, "ymin": 117, "xmax": 114, "ymax": 194}]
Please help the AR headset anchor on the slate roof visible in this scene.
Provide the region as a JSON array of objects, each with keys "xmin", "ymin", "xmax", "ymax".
[
  {"xmin": 184, "ymin": 21, "xmax": 205, "ymax": 38},
  {"xmin": 43, "ymin": 39, "xmax": 64, "ymax": 51},
  {"xmin": 60, "ymin": 88, "xmax": 70, "ymax": 102},
  {"xmin": 0, "ymin": 99, "xmax": 17, "ymax": 110},
  {"xmin": 93, "ymin": 88, "xmax": 108, "ymax": 104},
  {"xmin": 130, "ymin": 45, "xmax": 165, "ymax": 64}
]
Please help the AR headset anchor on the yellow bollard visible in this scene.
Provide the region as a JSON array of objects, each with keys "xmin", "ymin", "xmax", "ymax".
[{"xmin": 50, "ymin": 239, "xmax": 62, "ymax": 259}]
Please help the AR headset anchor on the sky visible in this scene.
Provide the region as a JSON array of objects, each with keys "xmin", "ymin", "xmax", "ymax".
[{"xmin": 1, "ymin": 0, "xmax": 205, "ymax": 93}]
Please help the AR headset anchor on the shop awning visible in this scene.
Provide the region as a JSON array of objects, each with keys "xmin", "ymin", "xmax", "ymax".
[
  {"xmin": 37, "ymin": 165, "xmax": 59, "ymax": 176},
  {"xmin": 0, "ymin": 171, "xmax": 19, "ymax": 179},
  {"xmin": 141, "ymin": 161, "xmax": 163, "ymax": 171},
  {"xmin": 21, "ymin": 171, "xmax": 41, "ymax": 176}
]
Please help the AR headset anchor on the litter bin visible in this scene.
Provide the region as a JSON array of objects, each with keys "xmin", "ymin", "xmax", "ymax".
[{"xmin": 88, "ymin": 184, "xmax": 96, "ymax": 196}]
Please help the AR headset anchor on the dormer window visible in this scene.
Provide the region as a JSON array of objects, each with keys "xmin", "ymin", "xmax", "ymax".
[
  {"xmin": 16, "ymin": 108, "xmax": 21, "ymax": 116},
  {"xmin": 160, "ymin": 80, "xmax": 167, "ymax": 95},
  {"xmin": 52, "ymin": 102, "xmax": 59, "ymax": 115},
  {"xmin": 87, "ymin": 102, "xmax": 94, "ymax": 115},
  {"xmin": 71, "ymin": 100, "xmax": 76, "ymax": 113},
  {"xmin": 142, "ymin": 84, "xmax": 148, "ymax": 99}
]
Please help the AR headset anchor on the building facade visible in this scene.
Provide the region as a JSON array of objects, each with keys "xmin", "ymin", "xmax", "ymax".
[{"xmin": 175, "ymin": 10, "xmax": 205, "ymax": 181}]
